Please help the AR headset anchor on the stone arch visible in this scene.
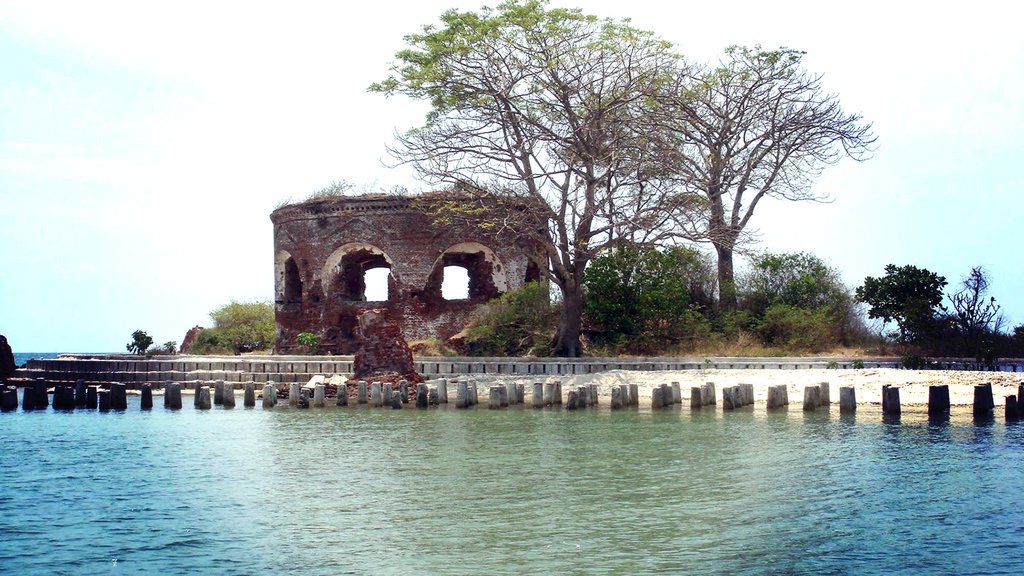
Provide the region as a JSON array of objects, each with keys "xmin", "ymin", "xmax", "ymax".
[
  {"xmin": 322, "ymin": 242, "xmax": 398, "ymax": 302},
  {"xmin": 275, "ymin": 250, "xmax": 303, "ymax": 308},
  {"xmin": 424, "ymin": 242, "xmax": 507, "ymax": 302}
]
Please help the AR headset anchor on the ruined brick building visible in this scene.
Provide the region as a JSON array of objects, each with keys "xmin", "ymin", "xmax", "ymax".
[{"xmin": 271, "ymin": 193, "xmax": 548, "ymax": 354}]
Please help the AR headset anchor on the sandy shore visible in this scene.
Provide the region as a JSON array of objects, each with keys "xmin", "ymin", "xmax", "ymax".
[{"xmin": 459, "ymin": 368, "xmax": 1023, "ymax": 407}]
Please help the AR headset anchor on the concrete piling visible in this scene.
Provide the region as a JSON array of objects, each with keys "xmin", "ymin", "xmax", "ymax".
[
  {"xmin": 75, "ymin": 379, "xmax": 87, "ymax": 407},
  {"xmin": 86, "ymin": 386, "xmax": 97, "ymax": 409},
  {"xmin": 882, "ymin": 385, "xmax": 901, "ymax": 416},
  {"xmin": 818, "ymin": 382, "xmax": 831, "ymax": 406},
  {"xmin": 400, "ymin": 380, "xmax": 409, "ymax": 404},
  {"xmin": 506, "ymin": 383, "xmax": 517, "ymax": 406},
  {"xmin": 289, "ymin": 383, "xmax": 301, "ymax": 407},
  {"xmin": 1019, "ymin": 384, "xmax": 1024, "ymax": 419},
  {"xmin": 928, "ymin": 385, "xmax": 950, "ymax": 417},
  {"xmin": 973, "ymin": 383, "xmax": 994, "ymax": 417},
  {"xmin": 629, "ymin": 384, "xmax": 638, "ymax": 407},
  {"xmin": 554, "ymin": 382, "xmax": 562, "ymax": 405},
  {"xmin": 456, "ymin": 382, "xmax": 469, "ymax": 408},
  {"xmin": 214, "ymin": 380, "xmax": 225, "ymax": 405},
  {"xmin": 243, "ymin": 383, "xmax": 255, "ymax": 407},
  {"xmin": 705, "ymin": 382, "xmax": 716, "ymax": 405},
  {"xmin": 52, "ymin": 386, "xmax": 74, "ymax": 410},
  {"xmin": 437, "ymin": 379, "xmax": 448, "ymax": 404},
  {"xmin": 370, "ymin": 382, "xmax": 383, "ymax": 408},
  {"xmin": 468, "ymin": 382, "xmax": 478, "ymax": 406},
  {"xmin": 110, "ymin": 383, "xmax": 127, "ymax": 410},
  {"xmin": 391, "ymin": 390, "xmax": 403, "ymax": 409},
  {"xmin": 565, "ymin": 389, "xmax": 579, "ymax": 410},
  {"xmin": 576, "ymin": 386, "xmax": 588, "ymax": 408},
  {"xmin": 336, "ymin": 382, "xmax": 348, "ymax": 406},
  {"xmin": 488, "ymin": 386, "xmax": 502, "ymax": 409},
  {"xmin": 416, "ymin": 384, "xmax": 429, "ymax": 408},
  {"xmin": 428, "ymin": 387, "xmax": 439, "ymax": 405},
  {"xmin": 223, "ymin": 383, "xmax": 236, "ymax": 408},
  {"xmin": 802, "ymin": 386, "xmax": 821, "ymax": 411},
  {"xmin": 671, "ymin": 382, "xmax": 682, "ymax": 405},
  {"xmin": 652, "ymin": 386, "xmax": 665, "ymax": 410},
  {"xmin": 723, "ymin": 386, "xmax": 737, "ymax": 410},
  {"xmin": 298, "ymin": 390, "xmax": 310, "ymax": 409},
  {"xmin": 357, "ymin": 381, "xmax": 368, "ymax": 404},
  {"xmin": 610, "ymin": 386, "xmax": 623, "ymax": 410},
  {"xmin": 313, "ymin": 383, "xmax": 325, "ymax": 407},
  {"xmin": 619, "ymin": 385, "xmax": 629, "ymax": 408},
  {"xmin": 98, "ymin": 390, "xmax": 110, "ymax": 411},
  {"xmin": 165, "ymin": 383, "xmax": 182, "ymax": 410},
  {"xmin": 543, "ymin": 383, "xmax": 555, "ymax": 406},
  {"xmin": 690, "ymin": 387, "xmax": 702, "ymax": 410},
  {"xmin": 1006, "ymin": 395, "xmax": 1020, "ymax": 422},
  {"xmin": 32, "ymin": 380, "xmax": 48, "ymax": 408},
  {"xmin": 263, "ymin": 383, "xmax": 277, "ymax": 408},
  {"xmin": 140, "ymin": 384, "xmax": 153, "ymax": 410},
  {"xmin": 196, "ymin": 386, "xmax": 212, "ymax": 409},
  {"xmin": 1, "ymin": 387, "xmax": 17, "ymax": 411},
  {"xmin": 21, "ymin": 386, "xmax": 35, "ymax": 411},
  {"xmin": 532, "ymin": 383, "xmax": 544, "ymax": 408},
  {"xmin": 516, "ymin": 383, "xmax": 525, "ymax": 404},
  {"xmin": 839, "ymin": 386, "xmax": 856, "ymax": 413}
]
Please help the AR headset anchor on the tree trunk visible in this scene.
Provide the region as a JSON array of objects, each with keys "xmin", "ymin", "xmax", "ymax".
[
  {"xmin": 715, "ymin": 242, "xmax": 737, "ymax": 311},
  {"xmin": 553, "ymin": 284, "xmax": 584, "ymax": 357}
]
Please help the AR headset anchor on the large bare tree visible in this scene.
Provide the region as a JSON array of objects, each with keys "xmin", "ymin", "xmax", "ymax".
[
  {"xmin": 371, "ymin": 0, "xmax": 698, "ymax": 356},
  {"xmin": 668, "ymin": 46, "xmax": 876, "ymax": 309}
]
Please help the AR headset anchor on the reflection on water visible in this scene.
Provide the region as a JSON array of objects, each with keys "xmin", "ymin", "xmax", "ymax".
[{"xmin": 1, "ymin": 400, "xmax": 1023, "ymax": 575}]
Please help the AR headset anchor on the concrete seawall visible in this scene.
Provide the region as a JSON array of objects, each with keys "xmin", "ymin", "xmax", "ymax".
[{"xmin": 11, "ymin": 355, "xmax": 913, "ymax": 388}]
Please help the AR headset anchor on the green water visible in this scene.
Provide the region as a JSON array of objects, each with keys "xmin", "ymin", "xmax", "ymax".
[{"xmin": 1, "ymin": 401, "xmax": 1023, "ymax": 575}]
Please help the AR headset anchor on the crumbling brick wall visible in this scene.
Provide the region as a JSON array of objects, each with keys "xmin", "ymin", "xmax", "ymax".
[{"xmin": 271, "ymin": 194, "xmax": 547, "ymax": 354}]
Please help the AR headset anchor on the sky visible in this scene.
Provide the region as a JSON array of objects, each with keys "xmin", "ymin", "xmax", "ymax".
[{"xmin": 1, "ymin": 0, "xmax": 1022, "ymax": 352}]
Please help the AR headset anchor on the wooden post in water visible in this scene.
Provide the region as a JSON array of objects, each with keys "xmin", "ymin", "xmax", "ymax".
[
  {"xmin": 973, "ymin": 383, "xmax": 994, "ymax": 417},
  {"xmin": 488, "ymin": 386, "xmax": 502, "ymax": 409},
  {"xmin": 86, "ymin": 386, "xmax": 97, "ymax": 409},
  {"xmin": 75, "ymin": 379, "xmax": 87, "ymax": 407},
  {"xmin": 214, "ymin": 380, "xmax": 225, "ymax": 405},
  {"xmin": 690, "ymin": 387, "xmax": 702, "ymax": 410},
  {"xmin": 456, "ymin": 382, "xmax": 469, "ymax": 409},
  {"xmin": 196, "ymin": 386, "xmax": 212, "ymax": 410},
  {"xmin": 928, "ymin": 385, "xmax": 950, "ymax": 417},
  {"xmin": 244, "ymin": 383, "xmax": 255, "ymax": 407},
  {"xmin": 140, "ymin": 384, "xmax": 153, "ymax": 410},
  {"xmin": 263, "ymin": 383, "xmax": 277, "ymax": 408},
  {"xmin": 1006, "ymin": 395, "xmax": 1020, "ymax": 422},
  {"xmin": 839, "ymin": 386, "xmax": 856, "ymax": 413}
]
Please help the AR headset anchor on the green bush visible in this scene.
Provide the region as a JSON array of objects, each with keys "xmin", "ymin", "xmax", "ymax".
[
  {"xmin": 852, "ymin": 360, "xmax": 865, "ymax": 369},
  {"xmin": 757, "ymin": 304, "xmax": 837, "ymax": 352},
  {"xmin": 187, "ymin": 301, "xmax": 275, "ymax": 355},
  {"xmin": 126, "ymin": 330, "xmax": 153, "ymax": 356},
  {"xmin": 296, "ymin": 332, "xmax": 320, "ymax": 354},
  {"xmin": 463, "ymin": 282, "xmax": 558, "ymax": 356},
  {"xmin": 583, "ymin": 245, "xmax": 715, "ymax": 352}
]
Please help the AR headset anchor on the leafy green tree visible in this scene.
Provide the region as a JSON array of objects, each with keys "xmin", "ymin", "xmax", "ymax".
[
  {"xmin": 371, "ymin": 0, "xmax": 699, "ymax": 356},
  {"xmin": 207, "ymin": 301, "xmax": 275, "ymax": 354},
  {"xmin": 667, "ymin": 46, "xmax": 876, "ymax": 309},
  {"xmin": 856, "ymin": 264, "xmax": 947, "ymax": 344},
  {"xmin": 126, "ymin": 330, "xmax": 153, "ymax": 355},
  {"xmin": 584, "ymin": 245, "xmax": 712, "ymax": 351}
]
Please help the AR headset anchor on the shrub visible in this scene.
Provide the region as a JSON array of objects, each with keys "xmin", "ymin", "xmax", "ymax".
[
  {"xmin": 757, "ymin": 304, "xmax": 837, "ymax": 352},
  {"xmin": 190, "ymin": 301, "xmax": 275, "ymax": 355},
  {"xmin": 296, "ymin": 332, "xmax": 320, "ymax": 354},
  {"xmin": 851, "ymin": 360, "xmax": 865, "ymax": 369},
  {"xmin": 463, "ymin": 282, "xmax": 558, "ymax": 356}
]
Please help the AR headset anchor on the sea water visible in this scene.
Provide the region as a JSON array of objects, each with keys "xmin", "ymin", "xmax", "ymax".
[{"xmin": 1, "ymin": 400, "xmax": 1022, "ymax": 575}]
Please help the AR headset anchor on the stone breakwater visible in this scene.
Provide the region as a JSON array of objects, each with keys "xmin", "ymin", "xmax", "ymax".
[{"xmin": 13, "ymin": 355, "xmax": 911, "ymax": 389}]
